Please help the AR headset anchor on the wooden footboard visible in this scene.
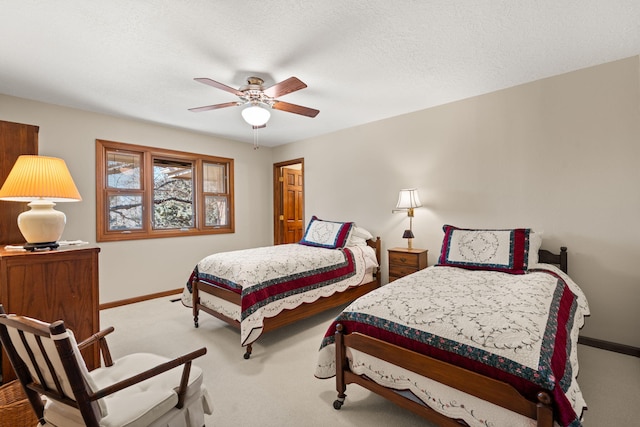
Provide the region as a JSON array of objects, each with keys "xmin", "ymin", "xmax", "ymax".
[
  {"xmin": 333, "ymin": 324, "xmax": 554, "ymax": 427},
  {"xmin": 192, "ymin": 279, "xmax": 241, "ymax": 328},
  {"xmin": 192, "ymin": 237, "xmax": 382, "ymax": 358}
]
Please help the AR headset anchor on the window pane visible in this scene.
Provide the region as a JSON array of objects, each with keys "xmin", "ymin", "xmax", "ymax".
[
  {"xmin": 153, "ymin": 159, "xmax": 194, "ymax": 229},
  {"xmin": 205, "ymin": 195, "xmax": 228, "ymax": 226},
  {"xmin": 107, "ymin": 151, "xmax": 141, "ymax": 189},
  {"xmin": 97, "ymin": 139, "xmax": 234, "ymax": 241},
  {"xmin": 109, "ymin": 195, "xmax": 143, "ymax": 230},
  {"xmin": 203, "ymin": 162, "xmax": 226, "ymax": 193}
]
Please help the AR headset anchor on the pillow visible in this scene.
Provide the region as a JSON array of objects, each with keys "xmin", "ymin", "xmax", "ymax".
[
  {"xmin": 528, "ymin": 231, "xmax": 543, "ymax": 267},
  {"xmin": 437, "ymin": 225, "xmax": 532, "ymax": 274},
  {"xmin": 300, "ymin": 216, "xmax": 354, "ymax": 249},
  {"xmin": 347, "ymin": 226, "xmax": 374, "ymax": 247}
]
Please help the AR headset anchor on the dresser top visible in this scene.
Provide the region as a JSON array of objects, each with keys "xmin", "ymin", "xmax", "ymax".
[
  {"xmin": 388, "ymin": 247, "xmax": 427, "ymax": 254},
  {"xmin": 0, "ymin": 245, "xmax": 100, "ymax": 258}
]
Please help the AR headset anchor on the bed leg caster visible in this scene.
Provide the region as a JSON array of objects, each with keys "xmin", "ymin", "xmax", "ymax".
[
  {"xmin": 333, "ymin": 396, "xmax": 345, "ymax": 410},
  {"xmin": 243, "ymin": 344, "xmax": 252, "ymax": 359},
  {"xmin": 194, "ymin": 317, "xmax": 199, "ymax": 328}
]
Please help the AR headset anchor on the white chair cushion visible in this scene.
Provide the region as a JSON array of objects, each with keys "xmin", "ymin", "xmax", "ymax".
[{"xmin": 44, "ymin": 353, "xmax": 205, "ymax": 427}]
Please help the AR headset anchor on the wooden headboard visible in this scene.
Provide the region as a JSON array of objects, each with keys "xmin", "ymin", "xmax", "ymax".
[
  {"xmin": 538, "ymin": 246, "xmax": 568, "ymax": 273},
  {"xmin": 366, "ymin": 237, "xmax": 382, "ymax": 279},
  {"xmin": 366, "ymin": 237, "xmax": 381, "ymax": 262}
]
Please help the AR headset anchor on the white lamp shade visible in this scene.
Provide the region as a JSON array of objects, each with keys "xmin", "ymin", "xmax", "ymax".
[
  {"xmin": 396, "ymin": 188, "xmax": 422, "ymax": 209},
  {"xmin": 241, "ymin": 104, "xmax": 271, "ymax": 126}
]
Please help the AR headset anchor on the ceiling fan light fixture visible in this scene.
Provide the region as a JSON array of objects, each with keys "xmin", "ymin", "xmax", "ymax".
[{"xmin": 241, "ymin": 103, "xmax": 271, "ymax": 127}]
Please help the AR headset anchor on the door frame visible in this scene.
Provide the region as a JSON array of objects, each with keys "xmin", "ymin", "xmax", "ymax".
[{"xmin": 273, "ymin": 158, "xmax": 304, "ymax": 245}]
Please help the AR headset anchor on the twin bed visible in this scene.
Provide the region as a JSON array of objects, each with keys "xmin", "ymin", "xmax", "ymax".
[
  {"xmin": 183, "ymin": 221, "xmax": 589, "ymax": 427},
  {"xmin": 182, "ymin": 217, "xmax": 381, "ymax": 358},
  {"xmin": 316, "ymin": 225, "xmax": 589, "ymax": 427}
]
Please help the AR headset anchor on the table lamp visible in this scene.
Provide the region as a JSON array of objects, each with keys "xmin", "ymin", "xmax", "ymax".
[
  {"xmin": 0, "ymin": 155, "xmax": 82, "ymax": 250},
  {"xmin": 394, "ymin": 188, "xmax": 422, "ymax": 249}
]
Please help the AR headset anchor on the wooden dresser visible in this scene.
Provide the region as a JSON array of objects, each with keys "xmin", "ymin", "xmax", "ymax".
[
  {"xmin": 388, "ymin": 247, "xmax": 428, "ymax": 282},
  {"xmin": 0, "ymin": 246, "xmax": 100, "ymax": 383}
]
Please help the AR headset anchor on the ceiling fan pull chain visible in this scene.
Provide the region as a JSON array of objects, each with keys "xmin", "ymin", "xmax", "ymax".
[{"xmin": 253, "ymin": 127, "xmax": 259, "ymax": 150}]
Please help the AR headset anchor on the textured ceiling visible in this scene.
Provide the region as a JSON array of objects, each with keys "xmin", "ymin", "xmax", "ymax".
[{"xmin": 1, "ymin": 1, "xmax": 639, "ymax": 147}]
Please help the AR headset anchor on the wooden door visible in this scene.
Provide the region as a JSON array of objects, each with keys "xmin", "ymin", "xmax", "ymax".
[
  {"xmin": 282, "ymin": 167, "xmax": 304, "ymax": 243},
  {"xmin": 273, "ymin": 159, "xmax": 304, "ymax": 245},
  {"xmin": 0, "ymin": 120, "xmax": 39, "ymax": 245}
]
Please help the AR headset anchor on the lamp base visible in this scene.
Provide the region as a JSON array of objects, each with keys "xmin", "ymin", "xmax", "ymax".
[
  {"xmin": 17, "ymin": 200, "xmax": 66, "ymax": 247},
  {"xmin": 24, "ymin": 241, "xmax": 60, "ymax": 251}
]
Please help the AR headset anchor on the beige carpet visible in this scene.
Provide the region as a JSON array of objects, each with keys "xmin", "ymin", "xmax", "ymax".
[{"xmin": 101, "ymin": 296, "xmax": 639, "ymax": 426}]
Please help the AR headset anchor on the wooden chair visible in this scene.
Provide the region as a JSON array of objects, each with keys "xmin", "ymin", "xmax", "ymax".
[{"xmin": 0, "ymin": 305, "xmax": 212, "ymax": 427}]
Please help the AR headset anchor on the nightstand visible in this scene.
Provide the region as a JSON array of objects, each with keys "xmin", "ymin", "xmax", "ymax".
[{"xmin": 388, "ymin": 247, "xmax": 428, "ymax": 282}]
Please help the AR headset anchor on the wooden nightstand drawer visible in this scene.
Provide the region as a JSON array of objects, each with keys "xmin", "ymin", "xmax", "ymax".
[
  {"xmin": 389, "ymin": 264, "xmax": 419, "ymax": 278},
  {"xmin": 389, "ymin": 251, "xmax": 421, "ymax": 268},
  {"xmin": 387, "ymin": 247, "xmax": 428, "ymax": 282}
]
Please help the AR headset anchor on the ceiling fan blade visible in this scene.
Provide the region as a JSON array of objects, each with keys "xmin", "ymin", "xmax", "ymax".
[
  {"xmin": 272, "ymin": 101, "xmax": 319, "ymax": 118},
  {"xmin": 263, "ymin": 77, "xmax": 307, "ymax": 98},
  {"xmin": 194, "ymin": 78, "xmax": 244, "ymax": 96},
  {"xmin": 188, "ymin": 101, "xmax": 239, "ymax": 112}
]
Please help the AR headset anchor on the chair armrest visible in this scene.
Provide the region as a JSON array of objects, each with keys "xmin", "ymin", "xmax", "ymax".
[
  {"xmin": 90, "ymin": 347, "xmax": 207, "ymax": 401},
  {"xmin": 77, "ymin": 326, "xmax": 115, "ymax": 349},
  {"xmin": 77, "ymin": 326, "xmax": 116, "ymax": 367}
]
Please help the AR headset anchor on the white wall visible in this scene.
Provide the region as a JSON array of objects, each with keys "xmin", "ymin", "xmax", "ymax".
[
  {"xmin": 3, "ymin": 56, "xmax": 638, "ymax": 347},
  {"xmin": 273, "ymin": 56, "xmax": 640, "ymax": 348},
  {"xmin": 0, "ymin": 94, "xmax": 274, "ymax": 303}
]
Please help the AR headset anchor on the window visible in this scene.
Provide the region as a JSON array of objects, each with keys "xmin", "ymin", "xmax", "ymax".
[{"xmin": 96, "ymin": 140, "xmax": 234, "ymax": 242}]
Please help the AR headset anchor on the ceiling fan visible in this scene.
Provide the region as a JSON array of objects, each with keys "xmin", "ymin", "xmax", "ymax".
[{"xmin": 189, "ymin": 76, "xmax": 320, "ymax": 128}]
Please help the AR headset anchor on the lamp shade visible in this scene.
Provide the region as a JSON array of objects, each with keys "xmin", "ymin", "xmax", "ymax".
[
  {"xmin": 0, "ymin": 155, "xmax": 82, "ymax": 202},
  {"xmin": 395, "ymin": 188, "xmax": 422, "ymax": 210},
  {"xmin": 0, "ymin": 155, "xmax": 81, "ymax": 249},
  {"xmin": 241, "ymin": 104, "xmax": 271, "ymax": 127}
]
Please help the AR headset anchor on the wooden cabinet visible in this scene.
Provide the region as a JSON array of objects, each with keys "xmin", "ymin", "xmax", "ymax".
[
  {"xmin": 0, "ymin": 120, "xmax": 39, "ymax": 245},
  {"xmin": 388, "ymin": 247, "xmax": 428, "ymax": 282},
  {"xmin": 0, "ymin": 246, "xmax": 100, "ymax": 383}
]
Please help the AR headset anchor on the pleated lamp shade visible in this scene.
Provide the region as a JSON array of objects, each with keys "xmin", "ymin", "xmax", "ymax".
[{"xmin": 0, "ymin": 155, "xmax": 81, "ymax": 202}]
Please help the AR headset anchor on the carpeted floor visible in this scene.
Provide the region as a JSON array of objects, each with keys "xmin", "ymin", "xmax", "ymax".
[{"xmin": 101, "ymin": 295, "xmax": 639, "ymax": 426}]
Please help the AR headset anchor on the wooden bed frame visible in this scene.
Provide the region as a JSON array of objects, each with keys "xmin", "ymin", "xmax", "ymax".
[
  {"xmin": 333, "ymin": 247, "xmax": 568, "ymax": 427},
  {"xmin": 192, "ymin": 237, "xmax": 382, "ymax": 359}
]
